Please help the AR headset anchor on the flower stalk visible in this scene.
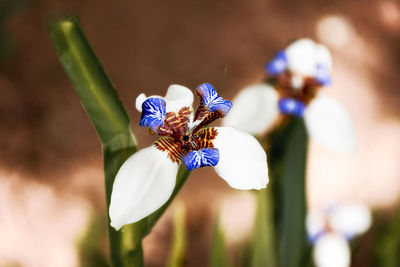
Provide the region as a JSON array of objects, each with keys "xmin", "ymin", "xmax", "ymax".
[
  {"xmin": 279, "ymin": 118, "xmax": 309, "ymax": 267},
  {"xmin": 267, "ymin": 118, "xmax": 310, "ymax": 267}
]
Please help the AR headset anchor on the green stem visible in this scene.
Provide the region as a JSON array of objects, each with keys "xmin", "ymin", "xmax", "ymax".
[
  {"xmin": 280, "ymin": 118, "xmax": 308, "ymax": 267},
  {"xmin": 268, "ymin": 118, "xmax": 309, "ymax": 267},
  {"xmin": 167, "ymin": 203, "xmax": 187, "ymax": 267}
]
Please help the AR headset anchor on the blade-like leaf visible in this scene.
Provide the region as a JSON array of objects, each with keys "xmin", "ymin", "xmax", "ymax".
[
  {"xmin": 49, "ymin": 15, "xmax": 191, "ymax": 267},
  {"xmin": 167, "ymin": 203, "xmax": 187, "ymax": 267},
  {"xmin": 210, "ymin": 216, "xmax": 231, "ymax": 267},
  {"xmin": 49, "ymin": 15, "xmax": 140, "ymax": 267},
  {"xmin": 49, "ymin": 15, "xmax": 133, "ymax": 146},
  {"xmin": 250, "ymin": 189, "xmax": 277, "ymax": 267}
]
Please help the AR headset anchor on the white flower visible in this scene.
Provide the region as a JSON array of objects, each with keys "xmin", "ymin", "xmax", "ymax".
[
  {"xmin": 306, "ymin": 203, "xmax": 372, "ymax": 267},
  {"xmin": 313, "ymin": 233, "xmax": 350, "ymax": 267},
  {"xmin": 223, "ymin": 39, "xmax": 356, "ymax": 154},
  {"xmin": 109, "ymin": 83, "xmax": 269, "ymax": 230}
]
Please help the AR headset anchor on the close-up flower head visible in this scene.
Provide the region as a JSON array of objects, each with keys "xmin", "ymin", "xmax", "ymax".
[
  {"xmin": 110, "ymin": 83, "xmax": 269, "ymax": 230},
  {"xmin": 224, "ymin": 39, "xmax": 357, "ymax": 154}
]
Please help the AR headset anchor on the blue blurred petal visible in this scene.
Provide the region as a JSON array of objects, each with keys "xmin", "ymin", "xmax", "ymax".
[
  {"xmin": 139, "ymin": 97, "xmax": 166, "ymax": 131},
  {"xmin": 196, "ymin": 83, "xmax": 232, "ymax": 116},
  {"xmin": 265, "ymin": 50, "xmax": 288, "ymax": 75},
  {"xmin": 278, "ymin": 98, "xmax": 306, "ymax": 117},
  {"xmin": 342, "ymin": 232, "xmax": 355, "ymax": 241},
  {"xmin": 181, "ymin": 148, "xmax": 220, "ymax": 171},
  {"xmin": 315, "ymin": 63, "xmax": 332, "ymax": 86},
  {"xmin": 308, "ymin": 229, "xmax": 326, "ymax": 244}
]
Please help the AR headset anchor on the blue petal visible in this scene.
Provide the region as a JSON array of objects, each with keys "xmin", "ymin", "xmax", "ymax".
[
  {"xmin": 181, "ymin": 148, "xmax": 220, "ymax": 171},
  {"xmin": 139, "ymin": 97, "xmax": 166, "ymax": 131},
  {"xmin": 265, "ymin": 50, "xmax": 288, "ymax": 75},
  {"xmin": 315, "ymin": 63, "xmax": 332, "ymax": 86},
  {"xmin": 343, "ymin": 231, "xmax": 355, "ymax": 241},
  {"xmin": 278, "ymin": 98, "xmax": 306, "ymax": 117},
  {"xmin": 196, "ymin": 83, "xmax": 232, "ymax": 115},
  {"xmin": 308, "ymin": 230, "xmax": 326, "ymax": 244}
]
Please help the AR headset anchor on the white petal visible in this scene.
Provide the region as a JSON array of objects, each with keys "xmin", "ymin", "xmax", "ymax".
[
  {"xmin": 330, "ymin": 203, "xmax": 372, "ymax": 238},
  {"xmin": 164, "ymin": 84, "xmax": 194, "ymax": 112},
  {"xmin": 286, "ymin": 39, "xmax": 319, "ymax": 76},
  {"xmin": 313, "ymin": 233, "xmax": 351, "ymax": 267},
  {"xmin": 109, "ymin": 145, "xmax": 179, "ymax": 230},
  {"xmin": 304, "ymin": 95, "xmax": 357, "ymax": 154},
  {"xmin": 212, "ymin": 127, "xmax": 269, "ymax": 190},
  {"xmin": 135, "ymin": 93, "xmax": 149, "ymax": 112},
  {"xmin": 285, "ymin": 39, "xmax": 331, "ymax": 77},
  {"xmin": 135, "ymin": 84, "xmax": 194, "ymax": 113},
  {"xmin": 222, "ymin": 84, "xmax": 280, "ymax": 135},
  {"xmin": 316, "ymin": 44, "xmax": 332, "ymax": 69}
]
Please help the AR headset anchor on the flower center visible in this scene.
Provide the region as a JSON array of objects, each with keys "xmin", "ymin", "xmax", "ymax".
[
  {"xmin": 139, "ymin": 83, "xmax": 232, "ymax": 169},
  {"xmin": 265, "ymin": 49, "xmax": 332, "ymax": 117},
  {"xmin": 274, "ymin": 72, "xmax": 321, "ymax": 104},
  {"xmin": 155, "ymin": 127, "xmax": 218, "ymax": 163},
  {"xmin": 182, "ymin": 135, "xmax": 189, "ymax": 142}
]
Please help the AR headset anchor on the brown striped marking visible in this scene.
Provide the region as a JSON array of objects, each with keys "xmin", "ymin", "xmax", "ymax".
[
  {"xmin": 154, "ymin": 137, "xmax": 184, "ymax": 163},
  {"xmin": 157, "ymin": 107, "xmax": 191, "ymax": 138},
  {"xmin": 155, "ymin": 127, "xmax": 218, "ymax": 163},
  {"xmin": 193, "ymin": 127, "xmax": 218, "ymax": 149},
  {"xmin": 192, "ymin": 111, "xmax": 223, "ymax": 134}
]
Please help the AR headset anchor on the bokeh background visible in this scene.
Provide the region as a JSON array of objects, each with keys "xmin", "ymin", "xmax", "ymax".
[{"xmin": 1, "ymin": 0, "xmax": 400, "ymax": 266}]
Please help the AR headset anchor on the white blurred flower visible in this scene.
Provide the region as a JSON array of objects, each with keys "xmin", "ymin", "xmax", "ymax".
[
  {"xmin": 313, "ymin": 233, "xmax": 350, "ymax": 267},
  {"xmin": 306, "ymin": 203, "xmax": 372, "ymax": 267},
  {"xmin": 109, "ymin": 83, "xmax": 269, "ymax": 230},
  {"xmin": 223, "ymin": 39, "xmax": 357, "ymax": 154}
]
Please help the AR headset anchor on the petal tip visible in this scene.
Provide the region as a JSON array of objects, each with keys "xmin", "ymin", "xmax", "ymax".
[
  {"xmin": 136, "ymin": 93, "xmax": 147, "ymax": 112},
  {"xmin": 110, "ymin": 220, "xmax": 122, "ymax": 231}
]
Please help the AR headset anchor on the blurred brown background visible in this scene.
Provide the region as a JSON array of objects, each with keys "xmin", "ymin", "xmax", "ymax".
[{"xmin": 1, "ymin": 0, "xmax": 400, "ymax": 266}]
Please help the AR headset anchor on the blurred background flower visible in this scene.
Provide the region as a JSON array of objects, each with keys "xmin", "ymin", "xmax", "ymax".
[
  {"xmin": 307, "ymin": 203, "xmax": 372, "ymax": 267},
  {"xmin": 1, "ymin": 0, "xmax": 400, "ymax": 266}
]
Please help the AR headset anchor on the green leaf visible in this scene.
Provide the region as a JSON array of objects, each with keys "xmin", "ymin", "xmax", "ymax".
[
  {"xmin": 372, "ymin": 206, "xmax": 400, "ymax": 267},
  {"xmin": 210, "ymin": 216, "xmax": 231, "ymax": 267},
  {"xmin": 250, "ymin": 189, "xmax": 277, "ymax": 267},
  {"xmin": 167, "ymin": 203, "xmax": 187, "ymax": 267},
  {"xmin": 48, "ymin": 15, "xmax": 133, "ymax": 147},
  {"xmin": 77, "ymin": 213, "xmax": 109, "ymax": 267},
  {"xmin": 279, "ymin": 118, "xmax": 309, "ymax": 267},
  {"xmin": 49, "ymin": 15, "xmax": 140, "ymax": 267},
  {"xmin": 49, "ymin": 15, "xmax": 191, "ymax": 267}
]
